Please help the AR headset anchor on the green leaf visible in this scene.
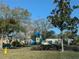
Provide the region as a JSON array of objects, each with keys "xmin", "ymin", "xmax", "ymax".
[
  {"xmin": 73, "ymin": 5, "xmax": 79, "ymax": 9},
  {"xmin": 54, "ymin": 0, "xmax": 58, "ymax": 3}
]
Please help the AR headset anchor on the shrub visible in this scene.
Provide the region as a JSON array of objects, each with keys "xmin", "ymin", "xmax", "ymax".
[
  {"xmin": 31, "ymin": 44, "xmax": 61, "ymax": 51},
  {"xmin": 11, "ymin": 40, "xmax": 21, "ymax": 47},
  {"xmin": 73, "ymin": 46, "xmax": 79, "ymax": 51},
  {"xmin": 3, "ymin": 43, "xmax": 11, "ymax": 49}
]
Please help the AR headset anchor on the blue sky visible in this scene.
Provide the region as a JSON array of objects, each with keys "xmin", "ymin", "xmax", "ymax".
[
  {"xmin": 1, "ymin": 0, "xmax": 79, "ymax": 19},
  {"xmin": 1, "ymin": 0, "xmax": 53, "ymax": 19},
  {"xmin": 0, "ymin": 0, "xmax": 79, "ymax": 35}
]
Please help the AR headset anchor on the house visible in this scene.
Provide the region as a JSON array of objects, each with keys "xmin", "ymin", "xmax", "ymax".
[
  {"xmin": 44, "ymin": 38, "xmax": 74, "ymax": 45},
  {"xmin": 45, "ymin": 39, "xmax": 61, "ymax": 44}
]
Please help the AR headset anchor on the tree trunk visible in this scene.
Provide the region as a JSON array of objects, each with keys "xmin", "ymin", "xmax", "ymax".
[
  {"xmin": 0, "ymin": 35, "xmax": 3, "ymax": 49},
  {"xmin": 0, "ymin": 29, "xmax": 4, "ymax": 49},
  {"xmin": 61, "ymin": 38, "xmax": 64, "ymax": 52},
  {"xmin": 61, "ymin": 31, "xmax": 64, "ymax": 52},
  {"xmin": 68, "ymin": 39, "xmax": 70, "ymax": 46}
]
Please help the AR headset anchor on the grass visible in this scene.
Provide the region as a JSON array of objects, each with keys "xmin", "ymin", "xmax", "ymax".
[{"xmin": 0, "ymin": 47, "xmax": 79, "ymax": 59}]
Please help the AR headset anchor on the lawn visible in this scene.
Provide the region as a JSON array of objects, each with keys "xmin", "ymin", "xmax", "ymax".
[{"xmin": 0, "ymin": 47, "xmax": 79, "ymax": 59}]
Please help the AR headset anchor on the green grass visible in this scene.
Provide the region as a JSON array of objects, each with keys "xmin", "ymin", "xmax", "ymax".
[{"xmin": 0, "ymin": 47, "xmax": 79, "ymax": 59}]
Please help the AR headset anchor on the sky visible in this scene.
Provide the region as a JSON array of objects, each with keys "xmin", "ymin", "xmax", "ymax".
[
  {"xmin": 0, "ymin": 0, "xmax": 53, "ymax": 19},
  {"xmin": 0, "ymin": 0, "xmax": 79, "ymax": 35}
]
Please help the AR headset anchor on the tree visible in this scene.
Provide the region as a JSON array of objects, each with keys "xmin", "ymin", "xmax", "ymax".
[
  {"xmin": 48, "ymin": 0, "xmax": 79, "ymax": 52},
  {"xmin": 21, "ymin": 19, "xmax": 35, "ymax": 39},
  {"xmin": 0, "ymin": 4, "xmax": 30, "ymax": 34},
  {"xmin": 0, "ymin": 4, "xmax": 30, "ymax": 19},
  {"xmin": 33, "ymin": 18, "xmax": 53, "ymax": 33},
  {"xmin": 0, "ymin": 4, "xmax": 30, "ymax": 48},
  {"xmin": 45, "ymin": 30, "xmax": 55, "ymax": 38}
]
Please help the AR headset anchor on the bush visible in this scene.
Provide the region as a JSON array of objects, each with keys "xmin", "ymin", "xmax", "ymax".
[
  {"xmin": 31, "ymin": 44, "xmax": 61, "ymax": 51},
  {"xmin": 11, "ymin": 40, "xmax": 21, "ymax": 47},
  {"xmin": 31, "ymin": 45, "xmax": 43, "ymax": 50},
  {"xmin": 72, "ymin": 39, "xmax": 79, "ymax": 45},
  {"xmin": 64, "ymin": 45, "xmax": 74, "ymax": 51},
  {"xmin": 3, "ymin": 43, "xmax": 11, "ymax": 49},
  {"xmin": 64, "ymin": 45, "xmax": 79, "ymax": 51},
  {"xmin": 73, "ymin": 46, "xmax": 79, "ymax": 51}
]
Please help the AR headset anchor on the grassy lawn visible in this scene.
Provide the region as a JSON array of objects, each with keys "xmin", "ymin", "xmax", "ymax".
[{"xmin": 0, "ymin": 47, "xmax": 79, "ymax": 59}]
